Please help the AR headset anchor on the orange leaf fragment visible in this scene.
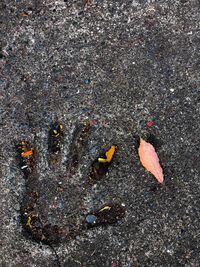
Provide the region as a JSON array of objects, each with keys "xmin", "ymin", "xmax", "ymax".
[
  {"xmin": 98, "ymin": 145, "xmax": 116, "ymax": 163},
  {"xmin": 21, "ymin": 149, "xmax": 33, "ymax": 157},
  {"xmin": 138, "ymin": 138, "xmax": 164, "ymax": 183}
]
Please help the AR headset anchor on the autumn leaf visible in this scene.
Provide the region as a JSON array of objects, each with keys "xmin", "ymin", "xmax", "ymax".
[{"xmin": 138, "ymin": 137, "xmax": 164, "ymax": 183}]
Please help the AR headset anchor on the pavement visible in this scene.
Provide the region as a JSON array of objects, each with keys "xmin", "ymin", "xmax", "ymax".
[{"xmin": 0, "ymin": 0, "xmax": 199, "ymax": 266}]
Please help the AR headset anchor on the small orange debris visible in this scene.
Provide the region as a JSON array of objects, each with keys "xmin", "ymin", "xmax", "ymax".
[
  {"xmin": 21, "ymin": 150, "xmax": 33, "ymax": 157},
  {"xmin": 98, "ymin": 145, "xmax": 116, "ymax": 163},
  {"xmin": 105, "ymin": 145, "xmax": 116, "ymax": 162}
]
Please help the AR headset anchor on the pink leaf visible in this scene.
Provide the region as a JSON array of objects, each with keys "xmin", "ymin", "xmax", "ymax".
[{"xmin": 138, "ymin": 138, "xmax": 164, "ymax": 183}]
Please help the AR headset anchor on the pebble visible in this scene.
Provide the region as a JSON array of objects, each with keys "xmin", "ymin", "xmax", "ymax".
[
  {"xmin": 13, "ymin": 203, "xmax": 20, "ymax": 211},
  {"xmin": 86, "ymin": 214, "xmax": 97, "ymax": 224}
]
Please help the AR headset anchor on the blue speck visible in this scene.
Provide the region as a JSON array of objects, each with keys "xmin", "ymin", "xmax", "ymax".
[
  {"xmin": 93, "ymin": 88, "xmax": 98, "ymax": 96},
  {"xmin": 86, "ymin": 214, "xmax": 97, "ymax": 224},
  {"xmin": 84, "ymin": 79, "xmax": 91, "ymax": 85},
  {"xmin": 59, "ymin": 201, "xmax": 64, "ymax": 210}
]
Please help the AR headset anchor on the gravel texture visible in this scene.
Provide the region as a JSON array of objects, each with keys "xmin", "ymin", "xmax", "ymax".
[{"xmin": 0, "ymin": 0, "xmax": 200, "ymax": 266}]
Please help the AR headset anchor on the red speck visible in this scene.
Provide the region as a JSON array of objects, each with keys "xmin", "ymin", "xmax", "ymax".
[
  {"xmin": 147, "ymin": 121, "xmax": 154, "ymax": 127},
  {"xmin": 111, "ymin": 259, "xmax": 117, "ymax": 267},
  {"xmin": 90, "ymin": 119, "xmax": 97, "ymax": 126},
  {"xmin": 57, "ymin": 186, "xmax": 64, "ymax": 192},
  {"xmin": 50, "ymin": 203, "xmax": 58, "ymax": 209}
]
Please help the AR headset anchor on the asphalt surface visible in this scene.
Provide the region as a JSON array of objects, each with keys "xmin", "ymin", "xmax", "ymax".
[{"xmin": 0, "ymin": 0, "xmax": 200, "ymax": 267}]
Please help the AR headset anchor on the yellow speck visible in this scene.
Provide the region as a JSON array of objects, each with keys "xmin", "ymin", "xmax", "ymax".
[
  {"xmin": 98, "ymin": 158, "xmax": 107, "ymax": 163},
  {"xmin": 99, "ymin": 205, "xmax": 111, "ymax": 212},
  {"xmin": 26, "ymin": 216, "xmax": 32, "ymax": 227}
]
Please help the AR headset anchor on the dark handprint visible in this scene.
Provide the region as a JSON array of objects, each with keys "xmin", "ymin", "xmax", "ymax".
[{"xmin": 17, "ymin": 120, "xmax": 125, "ymax": 247}]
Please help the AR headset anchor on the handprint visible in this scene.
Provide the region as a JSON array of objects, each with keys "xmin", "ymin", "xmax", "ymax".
[{"xmin": 17, "ymin": 120, "xmax": 125, "ymax": 252}]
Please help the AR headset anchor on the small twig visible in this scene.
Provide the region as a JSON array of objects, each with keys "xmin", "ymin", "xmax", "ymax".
[
  {"xmin": 48, "ymin": 243, "xmax": 62, "ymax": 267},
  {"xmin": 91, "ymin": 249, "xmax": 96, "ymax": 256}
]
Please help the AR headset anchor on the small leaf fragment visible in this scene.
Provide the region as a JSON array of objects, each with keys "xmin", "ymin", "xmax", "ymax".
[
  {"xmin": 98, "ymin": 145, "xmax": 116, "ymax": 163},
  {"xmin": 88, "ymin": 145, "xmax": 117, "ymax": 183},
  {"xmin": 138, "ymin": 137, "xmax": 164, "ymax": 183}
]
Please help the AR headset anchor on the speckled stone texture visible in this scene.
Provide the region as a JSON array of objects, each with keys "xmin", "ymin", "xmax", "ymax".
[{"xmin": 0, "ymin": 0, "xmax": 200, "ymax": 266}]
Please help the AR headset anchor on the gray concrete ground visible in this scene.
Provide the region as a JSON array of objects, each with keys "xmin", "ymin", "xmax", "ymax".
[{"xmin": 0, "ymin": 0, "xmax": 200, "ymax": 266}]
